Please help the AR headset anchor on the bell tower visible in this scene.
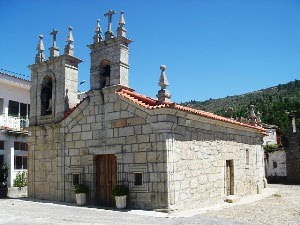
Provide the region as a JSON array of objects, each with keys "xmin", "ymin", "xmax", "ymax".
[
  {"xmin": 28, "ymin": 27, "xmax": 82, "ymax": 126},
  {"xmin": 88, "ymin": 10, "xmax": 132, "ymax": 90}
]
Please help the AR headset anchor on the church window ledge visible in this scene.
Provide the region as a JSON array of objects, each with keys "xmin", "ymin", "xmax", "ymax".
[{"xmin": 129, "ymin": 164, "xmax": 149, "ymax": 192}]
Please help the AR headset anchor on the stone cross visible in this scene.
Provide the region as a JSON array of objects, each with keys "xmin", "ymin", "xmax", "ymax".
[
  {"xmin": 104, "ymin": 9, "xmax": 116, "ymax": 32},
  {"xmin": 50, "ymin": 29, "xmax": 59, "ymax": 48}
]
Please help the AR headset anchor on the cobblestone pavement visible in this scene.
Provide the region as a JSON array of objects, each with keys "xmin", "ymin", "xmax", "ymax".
[
  {"xmin": 203, "ymin": 184, "xmax": 300, "ymax": 225},
  {"xmin": 0, "ymin": 184, "xmax": 298, "ymax": 225},
  {"xmin": 0, "ymin": 198, "xmax": 249, "ymax": 225}
]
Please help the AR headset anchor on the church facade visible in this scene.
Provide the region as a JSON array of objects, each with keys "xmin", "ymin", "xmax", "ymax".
[{"xmin": 27, "ymin": 11, "xmax": 266, "ymax": 211}]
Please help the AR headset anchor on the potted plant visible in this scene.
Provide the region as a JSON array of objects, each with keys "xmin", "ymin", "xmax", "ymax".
[
  {"xmin": 0, "ymin": 165, "xmax": 8, "ymax": 198},
  {"xmin": 112, "ymin": 185, "xmax": 129, "ymax": 209},
  {"xmin": 74, "ymin": 184, "xmax": 88, "ymax": 206},
  {"xmin": 8, "ymin": 171, "xmax": 28, "ymax": 198}
]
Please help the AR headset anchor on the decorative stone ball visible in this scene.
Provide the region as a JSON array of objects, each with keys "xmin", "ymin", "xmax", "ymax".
[{"xmin": 160, "ymin": 65, "xmax": 166, "ymax": 71}]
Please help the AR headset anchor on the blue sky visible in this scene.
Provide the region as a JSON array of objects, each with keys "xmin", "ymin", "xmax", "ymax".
[{"xmin": 0, "ymin": 0, "xmax": 300, "ymax": 102}]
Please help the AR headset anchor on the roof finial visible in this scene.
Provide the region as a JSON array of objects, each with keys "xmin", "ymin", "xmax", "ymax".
[
  {"xmin": 157, "ymin": 65, "xmax": 171, "ymax": 104},
  {"xmin": 250, "ymin": 105, "xmax": 257, "ymax": 125},
  {"xmin": 257, "ymin": 111, "xmax": 262, "ymax": 125},
  {"xmin": 93, "ymin": 19, "xmax": 102, "ymax": 43},
  {"xmin": 64, "ymin": 26, "xmax": 74, "ymax": 56},
  {"xmin": 104, "ymin": 9, "xmax": 116, "ymax": 40},
  {"xmin": 117, "ymin": 11, "xmax": 127, "ymax": 37},
  {"xmin": 35, "ymin": 35, "xmax": 45, "ymax": 63},
  {"xmin": 49, "ymin": 29, "xmax": 59, "ymax": 58}
]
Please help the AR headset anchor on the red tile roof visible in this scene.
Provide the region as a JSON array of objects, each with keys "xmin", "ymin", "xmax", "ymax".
[
  {"xmin": 61, "ymin": 97, "xmax": 87, "ymax": 121},
  {"xmin": 117, "ymin": 89, "xmax": 266, "ymax": 134}
]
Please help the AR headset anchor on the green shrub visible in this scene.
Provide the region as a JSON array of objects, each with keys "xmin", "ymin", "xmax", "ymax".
[
  {"xmin": 75, "ymin": 184, "xmax": 88, "ymax": 194},
  {"xmin": 264, "ymin": 144, "xmax": 280, "ymax": 153},
  {"xmin": 112, "ymin": 185, "xmax": 129, "ymax": 196},
  {"xmin": 13, "ymin": 171, "xmax": 27, "ymax": 190},
  {"xmin": 0, "ymin": 165, "xmax": 9, "ymax": 188}
]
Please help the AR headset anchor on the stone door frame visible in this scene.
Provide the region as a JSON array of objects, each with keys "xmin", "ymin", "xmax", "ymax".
[{"xmin": 225, "ymin": 159, "xmax": 234, "ymax": 196}]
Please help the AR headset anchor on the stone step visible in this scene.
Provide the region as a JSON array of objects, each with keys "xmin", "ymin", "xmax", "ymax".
[{"xmin": 225, "ymin": 195, "xmax": 240, "ymax": 203}]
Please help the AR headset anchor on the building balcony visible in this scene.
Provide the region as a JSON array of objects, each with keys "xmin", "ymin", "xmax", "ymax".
[{"xmin": 0, "ymin": 114, "xmax": 29, "ymax": 131}]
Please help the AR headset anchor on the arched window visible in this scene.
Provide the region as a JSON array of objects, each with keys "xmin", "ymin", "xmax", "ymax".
[
  {"xmin": 99, "ymin": 60, "xmax": 110, "ymax": 89},
  {"xmin": 41, "ymin": 76, "xmax": 53, "ymax": 116}
]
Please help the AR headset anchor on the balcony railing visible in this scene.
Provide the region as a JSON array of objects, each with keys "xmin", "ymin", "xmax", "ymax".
[{"xmin": 0, "ymin": 115, "xmax": 29, "ymax": 130}]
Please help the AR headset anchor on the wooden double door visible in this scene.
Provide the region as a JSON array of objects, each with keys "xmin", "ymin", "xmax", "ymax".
[{"xmin": 96, "ymin": 154, "xmax": 117, "ymax": 206}]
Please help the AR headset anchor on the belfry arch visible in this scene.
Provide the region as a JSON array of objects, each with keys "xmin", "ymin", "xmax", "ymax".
[
  {"xmin": 99, "ymin": 60, "xmax": 111, "ymax": 90},
  {"xmin": 40, "ymin": 75, "xmax": 53, "ymax": 116}
]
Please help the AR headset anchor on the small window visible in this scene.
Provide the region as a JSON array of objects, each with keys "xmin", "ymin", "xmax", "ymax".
[
  {"xmin": 0, "ymin": 141, "xmax": 4, "ymax": 150},
  {"xmin": 14, "ymin": 156, "xmax": 27, "ymax": 169},
  {"xmin": 273, "ymin": 162, "xmax": 277, "ymax": 169},
  {"xmin": 8, "ymin": 100, "xmax": 19, "ymax": 117},
  {"xmin": 23, "ymin": 156, "xmax": 27, "ymax": 169},
  {"xmin": 0, "ymin": 98, "xmax": 4, "ymax": 115},
  {"xmin": 134, "ymin": 172, "xmax": 143, "ymax": 186},
  {"xmin": 15, "ymin": 156, "xmax": 23, "ymax": 169},
  {"xmin": 20, "ymin": 103, "xmax": 27, "ymax": 118},
  {"xmin": 246, "ymin": 149, "xmax": 250, "ymax": 166},
  {"xmin": 72, "ymin": 174, "xmax": 80, "ymax": 186},
  {"xmin": 14, "ymin": 142, "xmax": 28, "ymax": 151}
]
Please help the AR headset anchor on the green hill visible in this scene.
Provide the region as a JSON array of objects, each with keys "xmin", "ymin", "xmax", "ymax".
[{"xmin": 183, "ymin": 80, "xmax": 300, "ymax": 135}]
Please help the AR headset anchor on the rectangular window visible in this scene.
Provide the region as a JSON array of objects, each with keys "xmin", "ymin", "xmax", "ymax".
[
  {"xmin": 28, "ymin": 104, "xmax": 30, "ymax": 117},
  {"xmin": 0, "ymin": 98, "xmax": 4, "ymax": 115},
  {"xmin": 273, "ymin": 162, "xmax": 277, "ymax": 169},
  {"xmin": 20, "ymin": 103, "xmax": 27, "ymax": 118},
  {"xmin": 14, "ymin": 156, "xmax": 27, "ymax": 169},
  {"xmin": 23, "ymin": 156, "xmax": 27, "ymax": 169},
  {"xmin": 134, "ymin": 172, "xmax": 143, "ymax": 186},
  {"xmin": 0, "ymin": 155, "xmax": 4, "ymax": 167},
  {"xmin": 72, "ymin": 174, "xmax": 80, "ymax": 186},
  {"xmin": 8, "ymin": 100, "xmax": 19, "ymax": 117},
  {"xmin": 246, "ymin": 149, "xmax": 250, "ymax": 166},
  {"xmin": 14, "ymin": 142, "xmax": 28, "ymax": 151},
  {"xmin": 15, "ymin": 156, "xmax": 23, "ymax": 169},
  {"xmin": 0, "ymin": 141, "xmax": 4, "ymax": 150}
]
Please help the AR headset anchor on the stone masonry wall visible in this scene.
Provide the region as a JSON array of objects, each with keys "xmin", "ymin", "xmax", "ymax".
[
  {"xmin": 286, "ymin": 132, "xmax": 300, "ymax": 183},
  {"xmin": 28, "ymin": 86, "xmax": 265, "ymax": 210},
  {"xmin": 160, "ymin": 114, "xmax": 265, "ymax": 211},
  {"xmin": 58, "ymin": 87, "xmax": 170, "ymax": 209},
  {"xmin": 27, "ymin": 124, "xmax": 62, "ymax": 201}
]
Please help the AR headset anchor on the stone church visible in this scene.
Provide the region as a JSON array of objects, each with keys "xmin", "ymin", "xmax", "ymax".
[{"xmin": 27, "ymin": 10, "xmax": 266, "ymax": 211}]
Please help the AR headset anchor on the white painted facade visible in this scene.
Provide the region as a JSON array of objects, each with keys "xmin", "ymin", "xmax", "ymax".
[
  {"xmin": 262, "ymin": 125, "xmax": 287, "ymax": 179},
  {"xmin": 263, "ymin": 128, "xmax": 278, "ymax": 146},
  {"xmin": 265, "ymin": 150, "xmax": 287, "ymax": 177},
  {"xmin": 0, "ymin": 71, "xmax": 30, "ymax": 187}
]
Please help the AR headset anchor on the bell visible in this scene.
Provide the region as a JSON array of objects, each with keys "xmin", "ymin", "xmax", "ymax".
[{"xmin": 46, "ymin": 99, "xmax": 52, "ymax": 112}]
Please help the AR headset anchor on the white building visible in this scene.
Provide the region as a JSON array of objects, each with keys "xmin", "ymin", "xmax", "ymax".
[
  {"xmin": 0, "ymin": 70, "xmax": 30, "ymax": 187},
  {"xmin": 262, "ymin": 124, "xmax": 287, "ymax": 180}
]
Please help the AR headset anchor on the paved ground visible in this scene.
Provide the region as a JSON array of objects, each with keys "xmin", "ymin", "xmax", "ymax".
[
  {"xmin": 203, "ymin": 184, "xmax": 300, "ymax": 225},
  {"xmin": 0, "ymin": 184, "xmax": 299, "ymax": 225}
]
